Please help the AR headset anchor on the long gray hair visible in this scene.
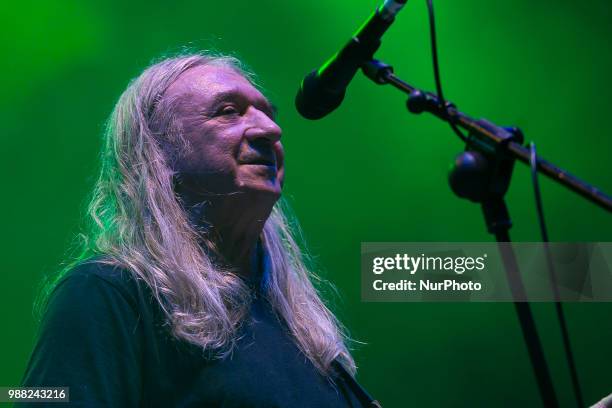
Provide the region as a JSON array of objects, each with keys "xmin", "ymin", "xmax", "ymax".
[{"xmin": 39, "ymin": 52, "xmax": 355, "ymax": 376}]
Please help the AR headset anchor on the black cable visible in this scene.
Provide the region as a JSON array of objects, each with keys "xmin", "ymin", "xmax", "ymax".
[
  {"xmin": 425, "ymin": 0, "xmax": 467, "ymax": 142},
  {"xmin": 530, "ymin": 143, "xmax": 549, "ymax": 242},
  {"xmin": 529, "ymin": 142, "xmax": 584, "ymax": 407}
]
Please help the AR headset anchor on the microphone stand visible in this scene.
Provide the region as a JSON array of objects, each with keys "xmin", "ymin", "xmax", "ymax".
[{"xmin": 361, "ymin": 59, "xmax": 612, "ymax": 408}]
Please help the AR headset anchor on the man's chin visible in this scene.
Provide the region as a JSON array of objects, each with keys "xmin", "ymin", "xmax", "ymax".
[
  {"xmin": 235, "ymin": 178, "xmax": 282, "ymax": 200},
  {"xmin": 236, "ymin": 167, "xmax": 283, "ymax": 198}
]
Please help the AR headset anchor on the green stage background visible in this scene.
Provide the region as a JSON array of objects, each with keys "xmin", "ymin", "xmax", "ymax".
[{"xmin": 2, "ymin": 1, "xmax": 612, "ymax": 406}]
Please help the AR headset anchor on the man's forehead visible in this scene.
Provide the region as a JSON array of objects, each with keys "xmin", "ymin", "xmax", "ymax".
[{"xmin": 166, "ymin": 64, "xmax": 265, "ymax": 104}]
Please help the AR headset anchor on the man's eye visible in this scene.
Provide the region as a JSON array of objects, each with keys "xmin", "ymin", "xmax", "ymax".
[{"xmin": 217, "ymin": 105, "xmax": 240, "ymax": 116}]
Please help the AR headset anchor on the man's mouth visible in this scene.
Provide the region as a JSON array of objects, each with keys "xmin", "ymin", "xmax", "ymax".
[{"xmin": 240, "ymin": 156, "xmax": 276, "ymax": 166}]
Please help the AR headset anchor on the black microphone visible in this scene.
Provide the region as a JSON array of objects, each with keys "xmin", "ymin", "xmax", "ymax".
[{"xmin": 295, "ymin": 0, "xmax": 408, "ymax": 120}]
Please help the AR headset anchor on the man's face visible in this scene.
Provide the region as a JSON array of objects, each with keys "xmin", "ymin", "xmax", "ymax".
[{"xmin": 165, "ymin": 64, "xmax": 284, "ymax": 199}]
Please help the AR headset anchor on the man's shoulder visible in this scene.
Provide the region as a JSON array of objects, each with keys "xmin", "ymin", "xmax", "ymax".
[
  {"xmin": 69, "ymin": 259, "xmax": 136, "ymax": 286},
  {"xmin": 55, "ymin": 259, "xmax": 146, "ymax": 311}
]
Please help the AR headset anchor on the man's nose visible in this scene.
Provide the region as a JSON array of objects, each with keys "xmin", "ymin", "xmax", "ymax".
[{"xmin": 243, "ymin": 107, "xmax": 282, "ymax": 143}]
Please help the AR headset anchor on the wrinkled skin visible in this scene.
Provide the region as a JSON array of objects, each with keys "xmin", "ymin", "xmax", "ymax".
[{"xmin": 164, "ymin": 64, "xmax": 285, "ymax": 277}]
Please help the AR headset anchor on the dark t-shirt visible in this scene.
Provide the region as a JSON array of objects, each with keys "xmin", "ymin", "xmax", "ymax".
[{"xmin": 19, "ymin": 262, "xmax": 366, "ymax": 407}]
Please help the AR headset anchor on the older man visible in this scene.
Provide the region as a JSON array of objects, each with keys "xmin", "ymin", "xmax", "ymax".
[{"xmin": 20, "ymin": 53, "xmax": 375, "ymax": 407}]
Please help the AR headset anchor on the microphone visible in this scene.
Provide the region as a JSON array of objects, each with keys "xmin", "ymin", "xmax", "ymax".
[{"xmin": 295, "ymin": 0, "xmax": 408, "ymax": 120}]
